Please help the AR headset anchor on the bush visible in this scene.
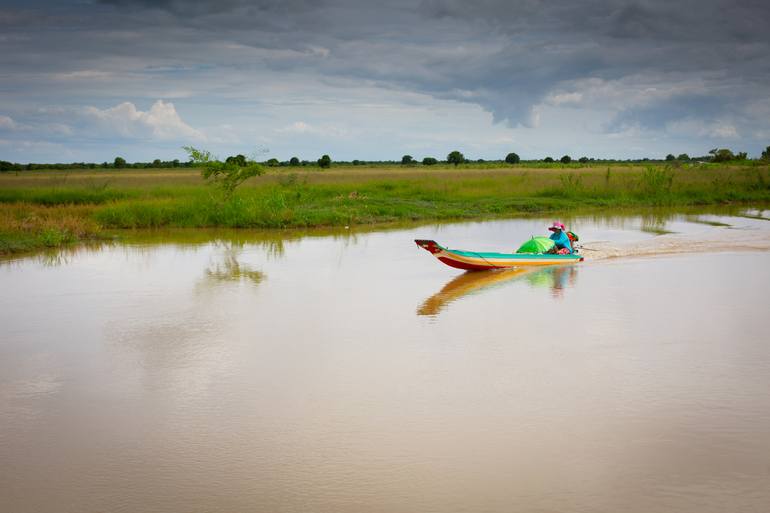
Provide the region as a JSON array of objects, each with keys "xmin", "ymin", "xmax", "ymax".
[
  {"xmin": 578, "ymin": 156, "xmax": 589, "ymax": 163},
  {"xmin": 677, "ymin": 153, "xmax": 690, "ymax": 161},
  {"xmin": 184, "ymin": 146, "xmax": 264, "ymax": 199},
  {"xmin": 114, "ymin": 157, "xmax": 126, "ymax": 168},
  {"xmin": 0, "ymin": 160, "xmax": 21, "ymax": 172},
  {"xmin": 318, "ymin": 155, "xmax": 332, "ymax": 168},
  {"xmin": 289, "ymin": 157, "xmax": 300, "ymax": 165},
  {"xmin": 560, "ymin": 155, "xmax": 572, "ymax": 164},
  {"xmin": 40, "ymin": 228, "xmax": 71, "ymax": 247},
  {"xmin": 422, "ymin": 157, "xmax": 438, "ymax": 166},
  {"xmin": 543, "ymin": 157, "xmax": 554, "ymax": 163},
  {"xmin": 226, "ymin": 154, "xmax": 247, "ymax": 167},
  {"xmin": 401, "ymin": 155, "xmax": 414, "ymax": 165},
  {"xmin": 447, "ymin": 151, "xmax": 465, "ymax": 166},
  {"xmin": 709, "ymin": 148, "xmax": 735, "ymax": 162},
  {"xmin": 505, "ymin": 152, "xmax": 520, "ymax": 164}
]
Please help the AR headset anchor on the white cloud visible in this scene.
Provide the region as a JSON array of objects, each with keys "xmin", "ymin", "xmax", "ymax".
[
  {"xmin": 666, "ymin": 119, "xmax": 739, "ymax": 139},
  {"xmin": 0, "ymin": 115, "xmax": 17, "ymax": 130},
  {"xmin": 0, "ymin": 138, "xmax": 72, "ymax": 157},
  {"xmin": 546, "ymin": 75, "xmax": 710, "ymax": 111},
  {"xmin": 53, "ymin": 70, "xmax": 115, "ymax": 81},
  {"xmin": 277, "ymin": 121, "xmax": 313, "ymax": 134},
  {"xmin": 83, "ymin": 100, "xmax": 205, "ymax": 141},
  {"xmin": 275, "ymin": 121, "xmax": 350, "ymax": 137},
  {"xmin": 307, "ymin": 46, "xmax": 330, "ymax": 58},
  {"xmin": 709, "ymin": 124, "xmax": 738, "ymax": 138},
  {"xmin": 44, "ymin": 123, "xmax": 73, "ymax": 136},
  {"xmin": 546, "ymin": 92, "xmax": 583, "ymax": 106}
]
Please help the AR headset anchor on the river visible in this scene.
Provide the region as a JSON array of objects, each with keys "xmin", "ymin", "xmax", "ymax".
[{"xmin": 1, "ymin": 210, "xmax": 769, "ymax": 513}]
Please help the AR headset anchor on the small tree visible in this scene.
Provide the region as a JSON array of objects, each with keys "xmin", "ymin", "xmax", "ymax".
[
  {"xmin": 560, "ymin": 155, "xmax": 572, "ymax": 164},
  {"xmin": 114, "ymin": 156, "xmax": 126, "ymax": 168},
  {"xmin": 665, "ymin": 154, "xmax": 676, "ymax": 161},
  {"xmin": 578, "ymin": 156, "xmax": 589, "ymax": 163},
  {"xmin": 543, "ymin": 157, "xmax": 554, "ymax": 163},
  {"xmin": 318, "ymin": 154, "xmax": 332, "ymax": 168},
  {"xmin": 677, "ymin": 153, "xmax": 690, "ymax": 161},
  {"xmin": 401, "ymin": 155, "xmax": 414, "ymax": 165},
  {"xmin": 184, "ymin": 146, "xmax": 264, "ymax": 200},
  {"xmin": 761, "ymin": 146, "xmax": 770, "ymax": 161},
  {"xmin": 225, "ymin": 154, "xmax": 247, "ymax": 167},
  {"xmin": 289, "ymin": 157, "xmax": 300, "ymax": 165},
  {"xmin": 447, "ymin": 150, "xmax": 465, "ymax": 166},
  {"xmin": 266, "ymin": 158, "xmax": 280, "ymax": 167},
  {"xmin": 505, "ymin": 152, "xmax": 520, "ymax": 164},
  {"xmin": 422, "ymin": 157, "xmax": 438, "ymax": 166},
  {"xmin": 709, "ymin": 148, "xmax": 735, "ymax": 162}
]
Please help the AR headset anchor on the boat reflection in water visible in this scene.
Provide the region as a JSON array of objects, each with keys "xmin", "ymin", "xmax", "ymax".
[
  {"xmin": 417, "ymin": 265, "xmax": 579, "ymax": 316},
  {"xmin": 525, "ymin": 264, "xmax": 578, "ymax": 299}
]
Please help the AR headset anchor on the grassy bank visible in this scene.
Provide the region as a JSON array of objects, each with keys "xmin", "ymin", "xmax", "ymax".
[{"xmin": 1, "ymin": 163, "xmax": 769, "ymax": 255}]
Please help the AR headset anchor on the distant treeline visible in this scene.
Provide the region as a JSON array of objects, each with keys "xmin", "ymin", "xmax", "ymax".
[
  {"xmin": 2, "ymin": 146, "xmax": 768, "ymax": 171},
  {"xmin": 0, "ymin": 158, "xmax": 191, "ymax": 172}
]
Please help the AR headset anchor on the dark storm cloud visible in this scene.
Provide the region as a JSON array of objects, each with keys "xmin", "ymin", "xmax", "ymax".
[
  {"xmin": 608, "ymin": 93, "xmax": 726, "ymax": 131},
  {"xmin": 83, "ymin": 0, "xmax": 769, "ymax": 128},
  {"xmin": 412, "ymin": 0, "xmax": 770, "ymax": 119},
  {"xmin": 99, "ymin": 0, "xmax": 328, "ymax": 26},
  {"xmin": 2, "ymin": 0, "xmax": 769, "ymax": 145}
]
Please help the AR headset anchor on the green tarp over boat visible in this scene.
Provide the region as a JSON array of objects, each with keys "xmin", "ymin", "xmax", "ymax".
[{"xmin": 516, "ymin": 236, "xmax": 555, "ymax": 254}]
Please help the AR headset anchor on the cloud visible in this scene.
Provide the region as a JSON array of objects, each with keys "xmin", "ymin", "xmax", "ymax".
[
  {"xmin": 1, "ymin": 0, "xmax": 769, "ymax": 160},
  {"xmin": 276, "ymin": 121, "xmax": 313, "ymax": 134},
  {"xmin": 0, "ymin": 115, "xmax": 17, "ymax": 130},
  {"xmin": 545, "ymin": 92, "xmax": 583, "ymax": 107},
  {"xmin": 708, "ymin": 124, "xmax": 739, "ymax": 139},
  {"xmin": 275, "ymin": 120, "xmax": 350, "ymax": 137},
  {"xmin": 53, "ymin": 70, "xmax": 116, "ymax": 81},
  {"xmin": 667, "ymin": 119, "xmax": 739, "ymax": 139},
  {"xmin": 82, "ymin": 100, "xmax": 205, "ymax": 141}
]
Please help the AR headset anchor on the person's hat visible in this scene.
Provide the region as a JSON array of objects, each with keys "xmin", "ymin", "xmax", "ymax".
[{"xmin": 548, "ymin": 221, "xmax": 565, "ymax": 232}]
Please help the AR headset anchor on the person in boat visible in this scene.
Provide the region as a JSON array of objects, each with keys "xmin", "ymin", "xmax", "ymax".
[{"xmin": 548, "ymin": 221, "xmax": 573, "ymax": 254}]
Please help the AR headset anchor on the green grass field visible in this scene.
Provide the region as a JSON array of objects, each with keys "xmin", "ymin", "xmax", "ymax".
[{"xmin": 1, "ymin": 162, "xmax": 769, "ymax": 255}]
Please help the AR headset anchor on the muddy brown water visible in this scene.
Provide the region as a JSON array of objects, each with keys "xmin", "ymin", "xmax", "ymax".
[{"xmin": 2, "ymin": 211, "xmax": 770, "ymax": 513}]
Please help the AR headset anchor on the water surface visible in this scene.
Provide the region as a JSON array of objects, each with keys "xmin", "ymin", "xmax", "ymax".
[{"xmin": 2, "ymin": 211, "xmax": 769, "ymax": 513}]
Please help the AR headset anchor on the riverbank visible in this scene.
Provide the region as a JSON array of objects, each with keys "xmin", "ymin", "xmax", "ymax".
[{"xmin": 1, "ymin": 163, "xmax": 769, "ymax": 255}]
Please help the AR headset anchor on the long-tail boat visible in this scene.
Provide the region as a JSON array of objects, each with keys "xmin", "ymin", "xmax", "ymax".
[{"xmin": 415, "ymin": 239, "xmax": 583, "ymax": 271}]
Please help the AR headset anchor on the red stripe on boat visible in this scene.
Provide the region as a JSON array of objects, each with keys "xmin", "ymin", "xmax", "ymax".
[{"xmin": 438, "ymin": 257, "xmax": 497, "ymax": 271}]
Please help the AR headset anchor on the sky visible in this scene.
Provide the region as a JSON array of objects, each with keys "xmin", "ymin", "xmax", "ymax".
[{"xmin": 1, "ymin": 0, "xmax": 769, "ymax": 163}]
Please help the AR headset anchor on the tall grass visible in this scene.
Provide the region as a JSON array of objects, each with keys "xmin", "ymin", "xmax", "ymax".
[
  {"xmin": 0, "ymin": 203, "xmax": 102, "ymax": 254},
  {"xmin": 639, "ymin": 166, "xmax": 674, "ymax": 196}
]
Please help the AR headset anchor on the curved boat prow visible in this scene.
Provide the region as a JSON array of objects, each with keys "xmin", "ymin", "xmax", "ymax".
[{"xmin": 415, "ymin": 239, "xmax": 442, "ymax": 254}]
